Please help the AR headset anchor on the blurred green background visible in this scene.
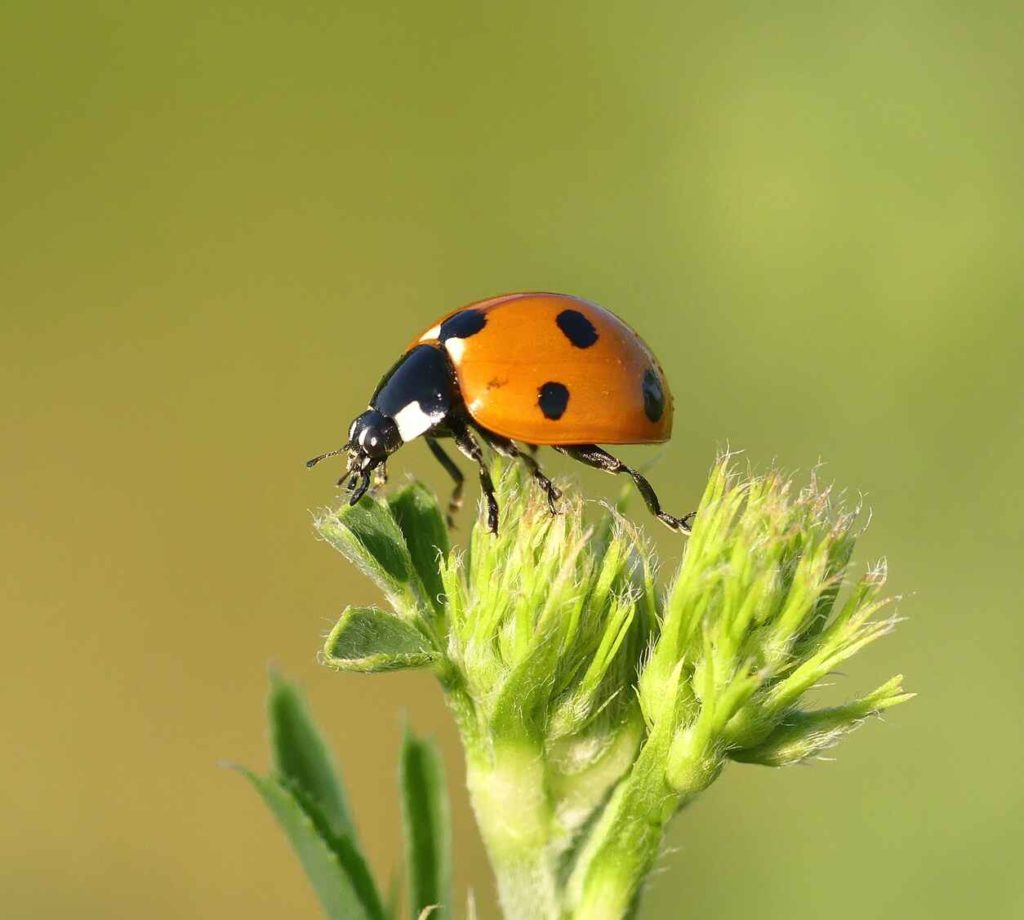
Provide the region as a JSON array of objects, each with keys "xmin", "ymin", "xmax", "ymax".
[{"xmin": 2, "ymin": 1, "xmax": 1021, "ymax": 917}]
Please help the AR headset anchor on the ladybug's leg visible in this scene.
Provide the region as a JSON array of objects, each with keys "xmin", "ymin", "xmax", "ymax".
[
  {"xmin": 554, "ymin": 444, "xmax": 694, "ymax": 534},
  {"xmin": 450, "ymin": 423, "xmax": 500, "ymax": 534},
  {"xmin": 425, "ymin": 436, "xmax": 465, "ymax": 528},
  {"xmin": 477, "ymin": 430, "xmax": 561, "ymax": 515},
  {"xmin": 349, "ymin": 470, "xmax": 372, "ymax": 506},
  {"xmin": 348, "ymin": 458, "xmax": 382, "ymax": 506}
]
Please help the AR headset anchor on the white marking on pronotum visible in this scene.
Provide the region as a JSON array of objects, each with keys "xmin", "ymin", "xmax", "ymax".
[
  {"xmin": 393, "ymin": 400, "xmax": 443, "ymax": 442},
  {"xmin": 420, "ymin": 323, "xmax": 442, "ymax": 342},
  {"xmin": 445, "ymin": 338, "xmax": 467, "ymax": 362}
]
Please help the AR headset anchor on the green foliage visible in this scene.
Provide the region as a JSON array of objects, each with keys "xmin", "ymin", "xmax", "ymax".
[
  {"xmin": 401, "ymin": 728, "xmax": 453, "ymax": 918},
  {"xmin": 307, "ymin": 453, "xmax": 911, "ymax": 920},
  {"xmin": 323, "ymin": 606, "xmax": 439, "ymax": 672},
  {"xmin": 316, "ymin": 490, "xmax": 431, "ymax": 623},
  {"xmin": 268, "ymin": 672, "xmax": 357, "ymax": 840},
  {"xmin": 239, "ymin": 768, "xmax": 379, "ymax": 920},
  {"xmin": 388, "ymin": 483, "xmax": 450, "ymax": 621},
  {"xmin": 240, "ymin": 674, "xmax": 452, "ymax": 920}
]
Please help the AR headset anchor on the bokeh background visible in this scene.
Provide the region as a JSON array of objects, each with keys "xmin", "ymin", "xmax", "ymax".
[{"xmin": 3, "ymin": 2, "xmax": 1021, "ymax": 917}]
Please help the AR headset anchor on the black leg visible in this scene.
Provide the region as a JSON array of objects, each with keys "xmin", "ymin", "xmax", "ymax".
[
  {"xmin": 349, "ymin": 470, "xmax": 372, "ymax": 505},
  {"xmin": 348, "ymin": 457, "xmax": 382, "ymax": 506},
  {"xmin": 450, "ymin": 423, "xmax": 500, "ymax": 534},
  {"xmin": 555, "ymin": 444, "xmax": 694, "ymax": 533},
  {"xmin": 426, "ymin": 436, "xmax": 465, "ymax": 528},
  {"xmin": 477, "ymin": 430, "xmax": 561, "ymax": 515}
]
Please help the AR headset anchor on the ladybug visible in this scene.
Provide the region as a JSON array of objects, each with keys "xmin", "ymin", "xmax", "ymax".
[{"xmin": 307, "ymin": 292, "xmax": 692, "ymax": 534}]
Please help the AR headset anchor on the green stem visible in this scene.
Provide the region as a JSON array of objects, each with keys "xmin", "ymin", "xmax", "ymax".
[
  {"xmin": 567, "ymin": 746, "xmax": 683, "ymax": 920},
  {"xmin": 465, "ymin": 743, "xmax": 561, "ymax": 920}
]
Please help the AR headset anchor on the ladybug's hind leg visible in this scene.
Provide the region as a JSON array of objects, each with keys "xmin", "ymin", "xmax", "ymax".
[
  {"xmin": 555, "ymin": 444, "xmax": 695, "ymax": 534},
  {"xmin": 477, "ymin": 430, "xmax": 561, "ymax": 516},
  {"xmin": 425, "ymin": 436, "xmax": 464, "ymax": 528},
  {"xmin": 450, "ymin": 422, "xmax": 500, "ymax": 534}
]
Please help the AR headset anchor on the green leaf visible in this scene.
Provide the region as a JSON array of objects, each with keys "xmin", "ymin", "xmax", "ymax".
[
  {"xmin": 389, "ymin": 483, "xmax": 449, "ymax": 619},
  {"xmin": 324, "ymin": 606, "xmax": 439, "ymax": 672},
  {"xmin": 400, "ymin": 729, "xmax": 452, "ymax": 918},
  {"xmin": 238, "ymin": 769, "xmax": 376, "ymax": 920},
  {"xmin": 315, "ymin": 499, "xmax": 418, "ymax": 613},
  {"xmin": 731, "ymin": 675, "xmax": 914, "ymax": 766},
  {"xmin": 255, "ymin": 676, "xmax": 385, "ymax": 918},
  {"xmin": 268, "ymin": 673, "xmax": 356, "ymax": 841},
  {"xmin": 384, "ymin": 871, "xmax": 401, "ymax": 920}
]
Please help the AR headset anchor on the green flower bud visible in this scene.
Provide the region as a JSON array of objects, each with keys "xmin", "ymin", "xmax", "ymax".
[{"xmin": 314, "ymin": 454, "xmax": 911, "ymax": 920}]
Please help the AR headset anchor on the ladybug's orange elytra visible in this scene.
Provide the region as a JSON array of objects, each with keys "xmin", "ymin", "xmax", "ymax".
[{"xmin": 410, "ymin": 293, "xmax": 673, "ymax": 446}]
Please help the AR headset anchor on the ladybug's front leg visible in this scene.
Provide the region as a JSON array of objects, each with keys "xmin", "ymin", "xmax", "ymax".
[
  {"xmin": 450, "ymin": 421, "xmax": 500, "ymax": 534},
  {"xmin": 348, "ymin": 458, "xmax": 382, "ymax": 507},
  {"xmin": 348, "ymin": 471, "xmax": 372, "ymax": 506}
]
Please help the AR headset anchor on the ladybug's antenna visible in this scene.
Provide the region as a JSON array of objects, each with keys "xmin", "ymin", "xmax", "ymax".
[{"xmin": 305, "ymin": 445, "xmax": 350, "ymax": 469}]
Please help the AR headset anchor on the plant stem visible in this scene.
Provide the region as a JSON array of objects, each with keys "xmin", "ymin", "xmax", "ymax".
[
  {"xmin": 567, "ymin": 742, "xmax": 685, "ymax": 920},
  {"xmin": 466, "ymin": 737, "xmax": 687, "ymax": 920},
  {"xmin": 465, "ymin": 743, "xmax": 561, "ymax": 920}
]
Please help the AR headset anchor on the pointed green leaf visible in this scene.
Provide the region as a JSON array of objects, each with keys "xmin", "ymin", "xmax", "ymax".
[
  {"xmin": 400, "ymin": 729, "xmax": 452, "ymax": 918},
  {"xmin": 238, "ymin": 769, "xmax": 375, "ymax": 920},
  {"xmin": 731, "ymin": 675, "xmax": 914, "ymax": 766},
  {"xmin": 388, "ymin": 483, "xmax": 449, "ymax": 619},
  {"xmin": 268, "ymin": 673, "xmax": 356, "ymax": 841},
  {"xmin": 324, "ymin": 606, "xmax": 439, "ymax": 672},
  {"xmin": 289, "ymin": 782, "xmax": 386, "ymax": 920}
]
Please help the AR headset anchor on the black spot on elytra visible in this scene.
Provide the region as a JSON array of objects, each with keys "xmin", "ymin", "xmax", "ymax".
[
  {"xmin": 439, "ymin": 308, "xmax": 487, "ymax": 341},
  {"xmin": 538, "ymin": 381, "xmax": 570, "ymax": 420},
  {"xmin": 555, "ymin": 309, "xmax": 599, "ymax": 348},
  {"xmin": 642, "ymin": 369, "xmax": 664, "ymax": 422}
]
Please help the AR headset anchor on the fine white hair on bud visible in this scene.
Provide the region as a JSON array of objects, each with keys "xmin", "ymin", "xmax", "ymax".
[{"xmin": 313, "ymin": 452, "xmax": 912, "ymax": 920}]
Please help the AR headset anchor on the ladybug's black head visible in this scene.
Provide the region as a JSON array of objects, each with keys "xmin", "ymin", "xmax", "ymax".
[
  {"xmin": 307, "ymin": 344, "xmax": 456, "ymax": 507},
  {"xmin": 305, "ymin": 408, "xmax": 403, "ymax": 507},
  {"xmin": 345, "ymin": 409, "xmax": 403, "ymax": 467}
]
